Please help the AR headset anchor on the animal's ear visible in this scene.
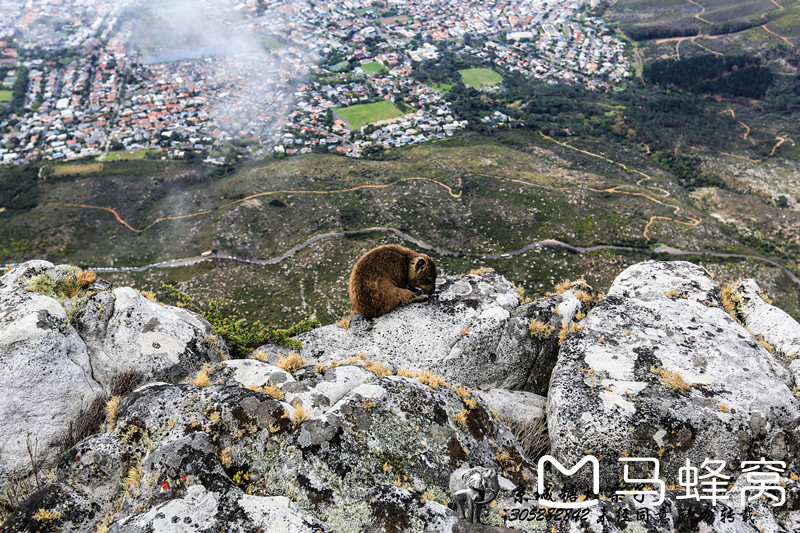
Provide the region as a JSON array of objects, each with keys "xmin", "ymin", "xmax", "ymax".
[{"xmin": 414, "ymin": 258, "xmax": 426, "ymax": 272}]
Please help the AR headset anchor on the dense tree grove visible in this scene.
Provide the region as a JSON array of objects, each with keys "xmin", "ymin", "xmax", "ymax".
[
  {"xmin": 621, "ymin": 25, "xmax": 699, "ymax": 41},
  {"xmin": 643, "ymin": 55, "xmax": 773, "ymax": 98},
  {"xmin": 644, "ymin": 55, "xmax": 754, "ymax": 88},
  {"xmin": 0, "ymin": 164, "xmax": 40, "ymax": 210}
]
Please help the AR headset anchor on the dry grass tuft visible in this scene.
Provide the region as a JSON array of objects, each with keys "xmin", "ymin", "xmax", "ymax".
[
  {"xmin": 651, "ymin": 365, "xmax": 690, "ymax": 392},
  {"xmin": 292, "ymin": 403, "xmax": 310, "ymax": 425},
  {"xmin": 220, "ymin": 448, "xmax": 234, "ymax": 468},
  {"xmin": 124, "ymin": 466, "xmax": 142, "ymax": 488},
  {"xmin": 396, "ymin": 368, "xmax": 418, "ymax": 378},
  {"xmin": 721, "ymin": 280, "xmax": 744, "ymax": 324},
  {"xmin": 418, "ymin": 370, "xmax": 447, "ymax": 389},
  {"xmin": 277, "ymin": 351, "xmax": 307, "ymax": 374},
  {"xmin": 190, "ymin": 364, "xmax": 212, "ymax": 387},
  {"xmin": 335, "ymin": 310, "xmax": 355, "ymax": 329},
  {"xmin": 105, "ymin": 396, "xmax": 121, "ymax": 429},
  {"xmin": 663, "ymin": 288, "xmax": 680, "ymax": 298},
  {"xmin": 469, "ymin": 266, "xmax": 494, "ymax": 275},
  {"xmin": 33, "ymin": 508, "xmax": 61, "ymax": 522},
  {"xmin": 364, "ymin": 359, "xmax": 393, "ymax": 378},
  {"xmin": 511, "ymin": 282, "xmax": 531, "ymax": 304},
  {"xmin": 529, "ymin": 318, "xmax": 555, "ymax": 340},
  {"xmin": 555, "ymin": 279, "xmax": 572, "ymax": 294},
  {"xmin": 262, "ymin": 381, "xmax": 285, "ymax": 400},
  {"xmin": 757, "ymin": 337, "xmax": 774, "ymax": 353},
  {"xmin": 558, "ymin": 323, "xmax": 583, "ymax": 344},
  {"xmin": 249, "ymin": 350, "xmax": 268, "ymax": 362},
  {"xmin": 76, "ymin": 269, "xmax": 96, "ymax": 288},
  {"xmin": 455, "ymin": 409, "xmax": 468, "ymax": 427},
  {"xmin": 509, "ymin": 416, "xmax": 550, "ymax": 461},
  {"xmin": 140, "ymin": 291, "xmax": 160, "ymax": 304}
]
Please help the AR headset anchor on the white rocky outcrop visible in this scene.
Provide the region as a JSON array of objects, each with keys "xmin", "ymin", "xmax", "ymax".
[
  {"xmin": 4, "ymin": 260, "xmax": 800, "ymax": 533},
  {"xmin": 733, "ymin": 278, "xmax": 800, "ymax": 363},
  {"xmin": 548, "ymin": 261, "xmax": 800, "ymax": 491},
  {"xmin": 254, "ymin": 272, "xmax": 577, "ymax": 394},
  {"xmin": 0, "ymin": 261, "xmax": 224, "ymax": 481}
]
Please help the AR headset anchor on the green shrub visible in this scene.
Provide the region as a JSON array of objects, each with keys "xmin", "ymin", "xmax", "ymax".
[{"xmin": 162, "ymin": 285, "xmax": 319, "ymax": 358}]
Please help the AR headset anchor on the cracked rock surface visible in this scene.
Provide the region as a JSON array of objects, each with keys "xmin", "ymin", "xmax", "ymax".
[
  {"xmin": 0, "ymin": 261, "xmax": 224, "ymax": 480},
  {"xmin": 548, "ymin": 261, "xmax": 800, "ymax": 491}
]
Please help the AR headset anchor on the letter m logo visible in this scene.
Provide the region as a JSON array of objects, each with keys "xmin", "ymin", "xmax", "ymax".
[{"xmin": 537, "ymin": 454, "xmax": 600, "ymax": 508}]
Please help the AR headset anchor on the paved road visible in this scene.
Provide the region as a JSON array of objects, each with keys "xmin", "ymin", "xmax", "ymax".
[{"xmin": 7, "ymin": 228, "xmax": 795, "ymax": 285}]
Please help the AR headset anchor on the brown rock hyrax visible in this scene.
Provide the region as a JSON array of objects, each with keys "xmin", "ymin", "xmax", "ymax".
[{"xmin": 349, "ymin": 244, "xmax": 437, "ymax": 318}]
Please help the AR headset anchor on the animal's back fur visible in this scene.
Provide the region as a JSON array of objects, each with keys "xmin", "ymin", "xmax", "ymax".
[{"xmin": 349, "ymin": 244, "xmax": 436, "ymax": 318}]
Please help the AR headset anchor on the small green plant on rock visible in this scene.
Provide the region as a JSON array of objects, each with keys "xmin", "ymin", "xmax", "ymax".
[{"xmin": 162, "ymin": 285, "xmax": 320, "ymax": 358}]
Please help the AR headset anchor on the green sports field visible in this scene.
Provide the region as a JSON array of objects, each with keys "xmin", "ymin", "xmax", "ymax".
[
  {"xmin": 459, "ymin": 68, "xmax": 503, "ymax": 88},
  {"xmin": 0, "ymin": 90, "xmax": 12, "ymax": 103},
  {"xmin": 262, "ymin": 37, "xmax": 286, "ymax": 50},
  {"xmin": 361, "ymin": 61, "xmax": 385, "ymax": 73},
  {"xmin": 335, "ymin": 100, "xmax": 405, "ymax": 130}
]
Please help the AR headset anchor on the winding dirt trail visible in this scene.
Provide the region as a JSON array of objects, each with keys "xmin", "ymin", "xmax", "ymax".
[
  {"xmin": 761, "ymin": 24, "xmax": 795, "ymax": 47},
  {"xmin": 687, "ymin": 0, "xmax": 713, "ymax": 25},
  {"xmin": 738, "ymin": 121, "xmax": 750, "ymax": 140},
  {"xmin": 49, "ymin": 177, "xmax": 462, "ymax": 234},
  {"xmin": 50, "ymin": 134, "xmax": 697, "ymax": 244},
  {"xmin": 538, "ymin": 132, "xmax": 698, "ymax": 241},
  {"xmin": 771, "ymin": 136, "xmax": 786, "ymax": 156},
  {"xmin": 20, "ymin": 229, "xmax": 794, "ymax": 286},
  {"xmin": 716, "ymin": 108, "xmax": 788, "ymax": 160},
  {"xmin": 22, "ymin": 137, "xmax": 800, "ymax": 284}
]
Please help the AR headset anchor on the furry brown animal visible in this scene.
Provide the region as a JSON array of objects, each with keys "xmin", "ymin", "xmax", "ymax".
[{"xmin": 349, "ymin": 244, "xmax": 437, "ymax": 318}]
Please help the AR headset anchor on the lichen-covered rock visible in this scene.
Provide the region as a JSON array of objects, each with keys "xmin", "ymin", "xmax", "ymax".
[
  {"xmin": 2, "ymin": 361, "xmax": 534, "ymax": 532},
  {"xmin": 791, "ymin": 360, "xmax": 800, "ymax": 388},
  {"xmin": 548, "ymin": 261, "xmax": 800, "ymax": 491},
  {"xmin": 0, "ymin": 261, "xmax": 225, "ymax": 484},
  {"xmin": 255, "ymin": 273, "xmax": 568, "ymax": 393},
  {"xmin": 474, "ymin": 389, "xmax": 546, "ymax": 434},
  {"xmin": 0, "ymin": 287, "xmax": 104, "ymax": 479},
  {"xmin": 732, "ymin": 278, "xmax": 800, "ymax": 362},
  {"xmin": 108, "ymin": 485, "xmax": 331, "ymax": 533},
  {"xmin": 75, "ymin": 286, "xmax": 226, "ymax": 385}
]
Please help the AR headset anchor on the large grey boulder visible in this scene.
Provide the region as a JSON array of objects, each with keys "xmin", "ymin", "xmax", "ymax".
[
  {"xmin": 732, "ymin": 278, "xmax": 800, "ymax": 362},
  {"xmin": 255, "ymin": 272, "xmax": 576, "ymax": 394},
  {"xmin": 2, "ymin": 359, "xmax": 534, "ymax": 532},
  {"xmin": 75, "ymin": 286, "xmax": 224, "ymax": 385},
  {"xmin": 547, "ymin": 261, "xmax": 800, "ymax": 490},
  {"xmin": 0, "ymin": 261, "xmax": 224, "ymax": 483},
  {"xmin": 0, "ymin": 288, "xmax": 104, "ymax": 479}
]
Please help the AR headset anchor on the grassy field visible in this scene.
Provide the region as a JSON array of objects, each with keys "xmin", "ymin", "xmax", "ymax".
[
  {"xmin": 336, "ymin": 100, "xmax": 405, "ymax": 130},
  {"xmin": 433, "ymin": 82, "xmax": 453, "ymax": 94},
  {"xmin": 51, "ymin": 162, "xmax": 104, "ymax": 177},
  {"xmin": 0, "ymin": 90, "xmax": 11, "ymax": 103},
  {"xmin": 360, "ymin": 61, "xmax": 385, "ymax": 73},
  {"xmin": 102, "ymin": 149, "xmax": 157, "ymax": 161},
  {"xmin": 262, "ymin": 37, "xmax": 286, "ymax": 50},
  {"xmin": 459, "ymin": 68, "xmax": 503, "ymax": 88}
]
